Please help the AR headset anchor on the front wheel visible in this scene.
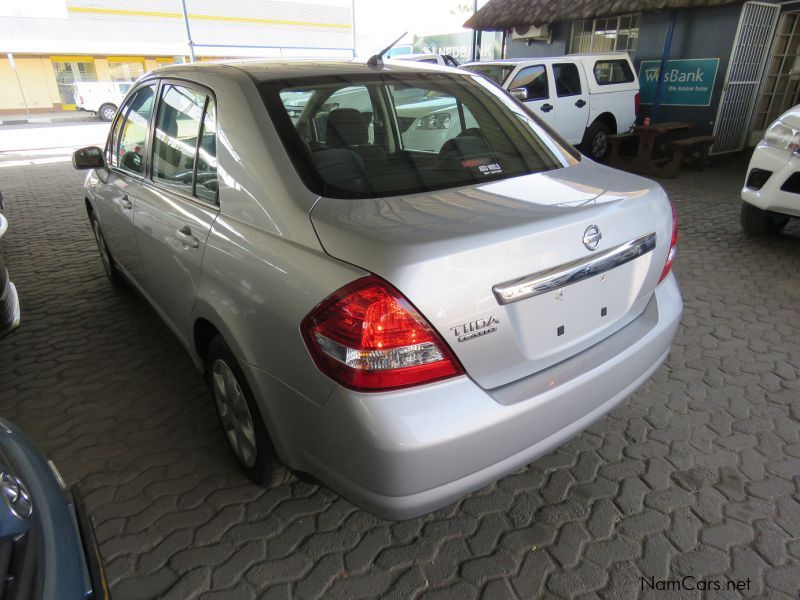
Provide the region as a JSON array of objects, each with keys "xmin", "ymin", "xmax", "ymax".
[
  {"xmin": 740, "ymin": 202, "xmax": 789, "ymax": 236},
  {"xmin": 98, "ymin": 103, "xmax": 117, "ymax": 122},
  {"xmin": 90, "ymin": 216, "xmax": 124, "ymax": 287},
  {"xmin": 581, "ymin": 121, "xmax": 611, "ymax": 161},
  {"xmin": 206, "ymin": 336, "xmax": 292, "ymax": 487}
]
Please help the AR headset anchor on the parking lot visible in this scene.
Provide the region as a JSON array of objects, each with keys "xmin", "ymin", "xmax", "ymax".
[{"xmin": 0, "ymin": 138, "xmax": 799, "ymax": 598}]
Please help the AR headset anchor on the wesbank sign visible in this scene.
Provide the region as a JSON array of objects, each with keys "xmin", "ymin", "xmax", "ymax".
[{"xmin": 638, "ymin": 58, "xmax": 720, "ymax": 107}]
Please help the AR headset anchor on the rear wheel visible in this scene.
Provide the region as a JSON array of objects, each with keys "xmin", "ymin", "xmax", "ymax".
[
  {"xmin": 740, "ymin": 202, "xmax": 789, "ymax": 235},
  {"xmin": 206, "ymin": 336, "xmax": 292, "ymax": 487},
  {"xmin": 581, "ymin": 121, "xmax": 611, "ymax": 161},
  {"xmin": 98, "ymin": 103, "xmax": 117, "ymax": 122},
  {"xmin": 90, "ymin": 216, "xmax": 124, "ymax": 287}
]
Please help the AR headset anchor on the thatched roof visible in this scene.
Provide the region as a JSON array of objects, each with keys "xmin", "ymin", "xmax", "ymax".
[{"xmin": 464, "ymin": 0, "xmax": 743, "ymax": 30}]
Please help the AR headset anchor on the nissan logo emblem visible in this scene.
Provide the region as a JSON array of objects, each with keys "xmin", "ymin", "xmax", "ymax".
[{"xmin": 582, "ymin": 225, "xmax": 602, "ymax": 251}]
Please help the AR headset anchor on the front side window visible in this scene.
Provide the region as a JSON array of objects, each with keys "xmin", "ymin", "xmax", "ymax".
[
  {"xmin": 261, "ymin": 73, "xmax": 577, "ymax": 199},
  {"xmin": 114, "ymin": 84, "xmax": 156, "ymax": 175},
  {"xmin": 152, "ymin": 84, "xmax": 208, "ymax": 197},
  {"xmin": 508, "ymin": 65, "xmax": 549, "ymax": 101},
  {"xmin": 553, "ymin": 63, "xmax": 582, "ymax": 97}
]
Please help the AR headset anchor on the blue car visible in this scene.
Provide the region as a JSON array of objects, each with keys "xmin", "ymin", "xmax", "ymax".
[{"xmin": 0, "ymin": 210, "xmax": 108, "ymax": 599}]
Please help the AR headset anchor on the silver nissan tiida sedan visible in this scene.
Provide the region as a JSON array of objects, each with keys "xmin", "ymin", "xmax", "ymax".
[{"xmin": 72, "ymin": 59, "xmax": 682, "ymax": 519}]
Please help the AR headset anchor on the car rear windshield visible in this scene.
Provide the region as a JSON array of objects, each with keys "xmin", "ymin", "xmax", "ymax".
[
  {"xmin": 260, "ymin": 73, "xmax": 576, "ymax": 199},
  {"xmin": 460, "ymin": 64, "xmax": 514, "ymax": 86},
  {"xmin": 593, "ymin": 60, "xmax": 635, "ymax": 85}
]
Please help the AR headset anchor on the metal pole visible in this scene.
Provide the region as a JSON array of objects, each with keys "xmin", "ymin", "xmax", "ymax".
[
  {"xmin": 180, "ymin": 0, "xmax": 196, "ymax": 62},
  {"xmin": 351, "ymin": 0, "xmax": 357, "ymax": 58},
  {"xmin": 651, "ymin": 10, "xmax": 677, "ymax": 123},
  {"xmin": 471, "ymin": 0, "xmax": 479, "ymax": 61},
  {"xmin": 7, "ymin": 53, "xmax": 30, "ymax": 118}
]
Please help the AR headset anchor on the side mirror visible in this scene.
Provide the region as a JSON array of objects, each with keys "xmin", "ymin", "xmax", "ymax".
[
  {"xmin": 510, "ymin": 87, "xmax": 528, "ymax": 101},
  {"xmin": 72, "ymin": 146, "xmax": 105, "ymax": 170}
]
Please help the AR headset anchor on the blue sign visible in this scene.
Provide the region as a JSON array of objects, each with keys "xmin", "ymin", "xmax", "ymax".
[{"xmin": 638, "ymin": 58, "xmax": 720, "ymax": 107}]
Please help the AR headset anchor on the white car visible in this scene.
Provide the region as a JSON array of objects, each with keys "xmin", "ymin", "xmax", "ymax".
[
  {"xmin": 462, "ymin": 53, "xmax": 640, "ymax": 160},
  {"xmin": 395, "ymin": 53, "xmax": 460, "ymax": 67},
  {"xmin": 73, "ymin": 81, "xmax": 134, "ymax": 121},
  {"xmin": 741, "ymin": 105, "xmax": 800, "ymax": 234}
]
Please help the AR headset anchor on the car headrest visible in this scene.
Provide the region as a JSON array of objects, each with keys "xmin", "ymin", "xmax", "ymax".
[
  {"xmin": 311, "ymin": 149, "xmax": 368, "ymax": 194},
  {"xmin": 326, "ymin": 108, "xmax": 368, "ymax": 148}
]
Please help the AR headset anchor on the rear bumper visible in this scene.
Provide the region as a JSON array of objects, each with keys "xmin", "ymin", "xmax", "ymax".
[
  {"xmin": 276, "ymin": 274, "xmax": 682, "ymax": 519},
  {"xmin": 741, "ymin": 144, "xmax": 800, "ymax": 217}
]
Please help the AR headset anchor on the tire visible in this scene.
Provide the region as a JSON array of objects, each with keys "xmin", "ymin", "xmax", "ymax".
[
  {"xmin": 740, "ymin": 202, "xmax": 790, "ymax": 236},
  {"xmin": 581, "ymin": 121, "xmax": 611, "ymax": 161},
  {"xmin": 89, "ymin": 215, "xmax": 124, "ymax": 287},
  {"xmin": 98, "ymin": 103, "xmax": 117, "ymax": 122},
  {"xmin": 206, "ymin": 335, "xmax": 292, "ymax": 487}
]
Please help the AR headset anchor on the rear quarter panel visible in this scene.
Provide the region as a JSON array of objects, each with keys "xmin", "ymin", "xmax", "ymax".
[{"xmin": 588, "ymin": 89, "xmax": 637, "ymax": 133}]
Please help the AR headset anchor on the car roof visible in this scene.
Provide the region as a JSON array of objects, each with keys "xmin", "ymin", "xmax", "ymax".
[{"xmin": 150, "ymin": 58, "xmax": 460, "ymax": 82}]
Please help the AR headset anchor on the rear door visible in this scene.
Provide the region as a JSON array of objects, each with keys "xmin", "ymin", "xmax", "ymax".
[
  {"xmin": 551, "ymin": 61, "xmax": 590, "ymax": 144},
  {"xmin": 133, "ymin": 81, "xmax": 219, "ymax": 342},
  {"xmin": 93, "ymin": 82, "xmax": 156, "ymax": 285},
  {"xmin": 507, "ymin": 64, "xmax": 555, "ymax": 127}
]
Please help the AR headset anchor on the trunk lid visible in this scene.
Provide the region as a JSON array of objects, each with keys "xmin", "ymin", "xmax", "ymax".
[{"xmin": 310, "ymin": 159, "xmax": 673, "ymax": 390}]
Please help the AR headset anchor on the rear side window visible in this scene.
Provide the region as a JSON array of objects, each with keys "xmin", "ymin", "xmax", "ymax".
[
  {"xmin": 553, "ymin": 63, "xmax": 582, "ymax": 97},
  {"xmin": 152, "ymin": 84, "xmax": 218, "ymax": 203},
  {"xmin": 508, "ymin": 65, "xmax": 548, "ymax": 100},
  {"xmin": 594, "ymin": 60, "xmax": 635, "ymax": 85}
]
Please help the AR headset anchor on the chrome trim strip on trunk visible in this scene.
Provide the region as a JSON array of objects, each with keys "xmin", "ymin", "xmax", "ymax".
[{"xmin": 493, "ymin": 232, "xmax": 657, "ymax": 305}]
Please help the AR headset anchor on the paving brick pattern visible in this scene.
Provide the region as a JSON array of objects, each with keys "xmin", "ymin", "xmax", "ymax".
[{"xmin": 0, "ymin": 156, "xmax": 798, "ymax": 599}]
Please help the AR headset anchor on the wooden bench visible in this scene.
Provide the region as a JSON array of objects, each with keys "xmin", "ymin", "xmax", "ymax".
[{"xmin": 667, "ymin": 135, "xmax": 715, "ymax": 171}]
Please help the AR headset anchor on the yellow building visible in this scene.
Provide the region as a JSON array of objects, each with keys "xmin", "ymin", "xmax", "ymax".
[{"xmin": 0, "ymin": 0, "xmax": 354, "ymax": 114}]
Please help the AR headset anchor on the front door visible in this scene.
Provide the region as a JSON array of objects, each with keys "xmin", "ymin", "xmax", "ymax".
[
  {"xmin": 551, "ymin": 62, "xmax": 589, "ymax": 144},
  {"xmin": 94, "ymin": 83, "xmax": 156, "ymax": 284},
  {"xmin": 134, "ymin": 82, "xmax": 219, "ymax": 342},
  {"xmin": 508, "ymin": 64, "xmax": 555, "ymax": 127}
]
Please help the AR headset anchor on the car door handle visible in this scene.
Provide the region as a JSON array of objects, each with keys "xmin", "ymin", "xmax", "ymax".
[
  {"xmin": 575, "ymin": 99, "xmax": 587, "ymax": 108},
  {"xmin": 176, "ymin": 225, "xmax": 199, "ymax": 249},
  {"xmin": 540, "ymin": 104, "xmax": 553, "ymax": 113},
  {"xmin": 120, "ymin": 194, "xmax": 133, "ymax": 210}
]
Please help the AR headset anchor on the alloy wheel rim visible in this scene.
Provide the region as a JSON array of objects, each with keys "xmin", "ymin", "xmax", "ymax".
[
  {"xmin": 102, "ymin": 107, "xmax": 115, "ymax": 120},
  {"xmin": 211, "ymin": 359, "xmax": 258, "ymax": 468},
  {"xmin": 593, "ymin": 132, "xmax": 608, "ymax": 158},
  {"xmin": 93, "ymin": 221, "xmax": 112, "ymax": 276}
]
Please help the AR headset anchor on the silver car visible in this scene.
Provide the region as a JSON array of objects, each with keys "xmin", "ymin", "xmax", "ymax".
[{"xmin": 72, "ymin": 59, "xmax": 682, "ymax": 519}]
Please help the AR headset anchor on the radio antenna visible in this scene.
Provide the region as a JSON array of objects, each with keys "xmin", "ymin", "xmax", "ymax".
[{"xmin": 367, "ymin": 32, "xmax": 408, "ymax": 67}]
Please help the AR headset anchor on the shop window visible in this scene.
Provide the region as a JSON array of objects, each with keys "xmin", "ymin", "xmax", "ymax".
[
  {"xmin": 569, "ymin": 14, "xmax": 640, "ymax": 54},
  {"xmin": 51, "ymin": 57, "xmax": 97, "ymax": 106},
  {"xmin": 108, "ymin": 58, "xmax": 145, "ymax": 82}
]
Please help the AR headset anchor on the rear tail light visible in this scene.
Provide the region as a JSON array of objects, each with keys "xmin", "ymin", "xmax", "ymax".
[
  {"xmin": 658, "ymin": 201, "xmax": 677, "ymax": 283},
  {"xmin": 634, "ymin": 92, "xmax": 641, "ymax": 116},
  {"xmin": 79, "ymin": 95, "xmax": 84, "ymax": 105},
  {"xmin": 301, "ymin": 276, "xmax": 464, "ymax": 392}
]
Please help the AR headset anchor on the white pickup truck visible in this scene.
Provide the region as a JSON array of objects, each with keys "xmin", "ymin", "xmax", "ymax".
[
  {"xmin": 462, "ymin": 53, "xmax": 640, "ymax": 160},
  {"xmin": 72, "ymin": 81, "xmax": 134, "ymax": 121}
]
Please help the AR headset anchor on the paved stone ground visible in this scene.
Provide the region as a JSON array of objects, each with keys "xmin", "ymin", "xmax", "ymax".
[{"xmin": 0, "ymin": 154, "xmax": 798, "ymax": 599}]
